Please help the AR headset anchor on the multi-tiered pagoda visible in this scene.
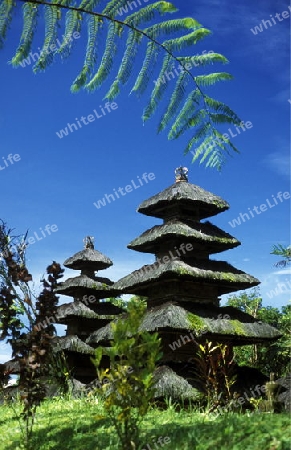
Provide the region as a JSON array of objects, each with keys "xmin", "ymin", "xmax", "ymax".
[
  {"xmin": 87, "ymin": 168, "xmax": 281, "ymax": 392},
  {"xmin": 53, "ymin": 237, "xmax": 122, "ymax": 383}
]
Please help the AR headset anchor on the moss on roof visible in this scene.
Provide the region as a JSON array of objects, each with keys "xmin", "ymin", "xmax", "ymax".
[
  {"xmin": 86, "ymin": 302, "xmax": 281, "ymax": 345},
  {"xmin": 137, "ymin": 182, "xmax": 229, "ymax": 219},
  {"xmin": 128, "ymin": 220, "xmax": 240, "ymax": 254}
]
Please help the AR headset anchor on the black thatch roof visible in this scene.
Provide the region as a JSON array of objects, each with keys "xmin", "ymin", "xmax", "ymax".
[
  {"xmin": 86, "ymin": 302, "xmax": 281, "ymax": 345},
  {"xmin": 63, "ymin": 248, "xmax": 113, "ymax": 270},
  {"xmin": 55, "ymin": 274, "xmax": 119, "ymax": 298},
  {"xmin": 153, "ymin": 365, "xmax": 200, "ymax": 399},
  {"xmin": 52, "ymin": 335, "xmax": 95, "ymax": 354},
  {"xmin": 113, "ymin": 259, "xmax": 259, "ymax": 295},
  {"xmin": 137, "ymin": 182, "xmax": 229, "ymax": 219},
  {"xmin": 55, "ymin": 301, "xmax": 100, "ymax": 322},
  {"xmin": 55, "ymin": 300, "xmax": 123, "ymax": 323},
  {"xmin": 128, "ymin": 219, "xmax": 240, "ymax": 254}
]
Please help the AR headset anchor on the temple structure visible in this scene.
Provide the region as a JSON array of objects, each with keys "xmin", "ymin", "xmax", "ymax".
[
  {"xmin": 87, "ymin": 168, "xmax": 281, "ymax": 391},
  {"xmin": 53, "ymin": 237, "xmax": 123, "ymax": 383}
]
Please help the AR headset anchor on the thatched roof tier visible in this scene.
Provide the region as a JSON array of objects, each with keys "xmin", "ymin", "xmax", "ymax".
[
  {"xmin": 86, "ymin": 302, "xmax": 281, "ymax": 345},
  {"xmin": 113, "ymin": 259, "xmax": 259, "ymax": 296},
  {"xmin": 52, "ymin": 335, "xmax": 95, "ymax": 354},
  {"xmin": 128, "ymin": 219, "xmax": 240, "ymax": 254},
  {"xmin": 55, "ymin": 275, "xmax": 120, "ymax": 298},
  {"xmin": 137, "ymin": 182, "xmax": 229, "ymax": 220},
  {"xmin": 55, "ymin": 300, "xmax": 123, "ymax": 323},
  {"xmin": 63, "ymin": 248, "xmax": 113, "ymax": 270},
  {"xmin": 153, "ymin": 365, "xmax": 200, "ymax": 400},
  {"xmin": 55, "ymin": 301, "xmax": 100, "ymax": 322}
]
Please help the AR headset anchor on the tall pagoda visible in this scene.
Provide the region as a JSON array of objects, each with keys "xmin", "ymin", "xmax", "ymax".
[
  {"xmin": 53, "ymin": 237, "xmax": 122, "ymax": 383},
  {"xmin": 87, "ymin": 168, "xmax": 281, "ymax": 391}
]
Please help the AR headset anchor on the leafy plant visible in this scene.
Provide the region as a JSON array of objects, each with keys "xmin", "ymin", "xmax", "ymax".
[
  {"xmin": 0, "ymin": 0, "xmax": 242, "ymax": 169},
  {"xmin": 190, "ymin": 340, "xmax": 236, "ymax": 411},
  {"xmin": 271, "ymin": 244, "xmax": 291, "ymax": 268},
  {"xmin": 93, "ymin": 298, "xmax": 162, "ymax": 450}
]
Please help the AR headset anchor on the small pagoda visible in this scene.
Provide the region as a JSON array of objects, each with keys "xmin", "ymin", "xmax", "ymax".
[
  {"xmin": 53, "ymin": 237, "xmax": 122, "ymax": 383},
  {"xmin": 87, "ymin": 168, "xmax": 281, "ymax": 393}
]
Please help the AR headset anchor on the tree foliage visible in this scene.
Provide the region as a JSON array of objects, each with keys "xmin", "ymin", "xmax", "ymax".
[
  {"xmin": 0, "ymin": 0, "xmax": 242, "ymax": 169},
  {"xmin": 271, "ymin": 244, "xmax": 291, "ymax": 268},
  {"xmin": 225, "ymin": 289, "xmax": 290, "ymax": 378},
  {"xmin": 0, "ymin": 220, "xmax": 68, "ymax": 448}
]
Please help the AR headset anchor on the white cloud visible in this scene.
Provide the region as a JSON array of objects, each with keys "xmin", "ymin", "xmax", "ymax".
[{"xmin": 263, "ymin": 151, "xmax": 291, "ymax": 178}]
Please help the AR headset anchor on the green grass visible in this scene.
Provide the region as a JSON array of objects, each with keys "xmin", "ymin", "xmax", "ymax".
[{"xmin": 0, "ymin": 396, "xmax": 290, "ymax": 450}]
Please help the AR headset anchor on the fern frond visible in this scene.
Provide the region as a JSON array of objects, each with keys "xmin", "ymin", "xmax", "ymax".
[
  {"xmin": 158, "ymin": 70, "xmax": 189, "ymax": 133},
  {"xmin": 0, "ymin": 0, "xmax": 15, "ymax": 49},
  {"xmin": 105, "ymin": 29, "xmax": 141, "ymax": 99},
  {"xmin": 178, "ymin": 52, "xmax": 228, "ymax": 69},
  {"xmin": 144, "ymin": 17, "xmax": 201, "ymax": 40},
  {"xmin": 131, "ymin": 40, "xmax": 161, "ymax": 96},
  {"xmin": 189, "ymin": 129, "xmax": 239, "ymax": 170},
  {"xmin": 57, "ymin": 0, "xmax": 102, "ymax": 58},
  {"xmin": 163, "ymin": 28, "xmax": 211, "ymax": 52},
  {"xmin": 209, "ymin": 113, "xmax": 239, "ymax": 126},
  {"xmin": 3, "ymin": 0, "xmax": 242, "ymax": 170},
  {"xmin": 34, "ymin": 1, "xmax": 69, "ymax": 72},
  {"xmin": 86, "ymin": 20, "xmax": 122, "ymax": 91},
  {"xmin": 184, "ymin": 122, "xmax": 212, "ymax": 154},
  {"xmin": 10, "ymin": 2, "xmax": 39, "ymax": 67},
  {"xmin": 103, "ymin": 0, "xmax": 127, "ymax": 17},
  {"xmin": 124, "ymin": 1, "xmax": 177, "ymax": 27},
  {"xmin": 71, "ymin": 15, "xmax": 103, "ymax": 92},
  {"xmin": 168, "ymin": 88, "xmax": 202, "ymax": 139},
  {"xmin": 142, "ymin": 53, "xmax": 172, "ymax": 122},
  {"xmin": 195, "ymin": 72, "xmax": 233, "ymax": 87},
  {"xmin": 204, "ymin": 95, "xmax": 241, "ymax": 124}
]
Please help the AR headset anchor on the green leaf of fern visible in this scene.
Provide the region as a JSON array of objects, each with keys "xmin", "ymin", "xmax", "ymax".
[
  {"xmin": 144, "ymin": 17, "xmax": 201, "ymax": 40},
  {"xmin": 10, "ymin": 2, "xmax": 39, "ymax": 67},
  {"xmin": 105, "ymin": 29, "xmax": 142, "ymax": 99},
  {"xmin": 86, "ymin": 20, "xmax": 122, "ymax": 91},
  {"xmin": 195, "ymin": 72, "xmax": 233, "ymax": 87},
  {"xmin": 163, "ymin": 28, "xmax": 211, "ymax": 52},
  {"xmin": 0, "ymin": 0, "xmax": 15, "ymax": 50},
  {"xmin": 168, "ymin": 88, "xmax": 202, "ymax": 139},
  {"xmin": 158, "ymin": 70, "xmax": 189, "ymax": 133},
  {"xmin": 71, "ymin": 15, "xmax": 103, "ymax": 92},
  {"xmin": 131, "ymin": 40, "xmax": 161, "ymax": 96},
  {"xmin": 142, "ymin": 53, "xmax": 172, "ymax": 122},
  {"xmin": 33, "ymin": 1, "xmax": 67, "ymax": 72}
]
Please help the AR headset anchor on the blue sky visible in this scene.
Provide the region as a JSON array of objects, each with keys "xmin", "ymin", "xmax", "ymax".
[{"xmin": 0, "ymin": 0, "xmax": 290, "ymax": 362}]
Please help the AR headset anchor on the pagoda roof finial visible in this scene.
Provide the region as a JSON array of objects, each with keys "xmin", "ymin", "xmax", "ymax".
[
  {"xmin": 83, "ymin": 236, "xmax": 94, "ymax": 249},
  {"xmin": 175, "ymin": 166, "xmax": 188, "ymax": 183}
]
